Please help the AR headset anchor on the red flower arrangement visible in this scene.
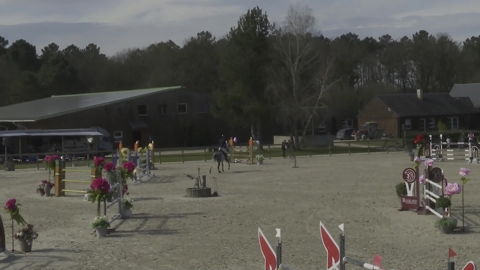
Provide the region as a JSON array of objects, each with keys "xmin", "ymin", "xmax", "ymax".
[
  {"xmin": 4, "ymin": 198, "xmax": 27, "ymax": 225},
  {"xmin": 87, "ymin": 178, "xmax": 112, "ymax": 215},
  {"xmin": 414, "ymin": 134, "xmax": 425, "ymax": 157},
  {"xmin": 93, "ymin": 156, "xmax": 105, "ymax": 170},
  {"xmin": 414, "ymin": 134, "xmax": 424, "ymax": 145},
  {"xmin": 122, "ymin": 161, "xmax": 135, "ymax": 173},
  {"xmin": 103, "ymin": 162, "xmax": 116, "ymax": 172},
  {"xmin": 44, "ymin": 155, "xmax": 60, "ymax": 171}
]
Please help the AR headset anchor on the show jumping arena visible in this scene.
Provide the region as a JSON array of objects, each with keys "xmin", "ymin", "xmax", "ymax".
[{"xmin": 1, "ymin": 152, "xmax": 480, "ymax": 269}]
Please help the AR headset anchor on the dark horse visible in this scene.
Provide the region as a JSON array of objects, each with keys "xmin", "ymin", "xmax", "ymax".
[{"xmin": 209, "ymin": 148, "xmax": 230, "ymax": 173}]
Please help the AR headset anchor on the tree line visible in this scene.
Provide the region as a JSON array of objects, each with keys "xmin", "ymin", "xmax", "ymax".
[{"xmin": 1, "ymin": 4, "xmax": 480, "ymax": 145}]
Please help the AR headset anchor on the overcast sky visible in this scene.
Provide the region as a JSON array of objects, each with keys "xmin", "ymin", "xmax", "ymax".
[{"xmin": 1, "ymin": 0, "xmax": 480, "ymax": 56}]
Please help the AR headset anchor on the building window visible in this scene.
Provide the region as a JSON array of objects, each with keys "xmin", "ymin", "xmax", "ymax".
[
  {"xmin": 113, "ymin": 131, "xmax": 123, "ymax": 143},
  {"xmin": 419, "ymin": 118, "xmax": 426, "ymax": 132},
  {"xmin": 317, "ymin": 123, "xmax": 326, "ymax": 133},
  {"xmin": 342, "ymin": 119, "xmax": 353, "ymax": 128},
  {"xmin": 429, "ymin": 118, "xmax": 435, "ymax": 129},
  {"xmin": 177, "ymin": 103, "xmax": 187, "ymax": 114},
  {"xmin": 447, "ymin": 117, "xmax": 459, "ymax": 130},
  {"xmin": 137, "ymin": 105, "xmax": 148, "ymax": 116},
  {"xmin": 404, "ymin": 119, "xmax": 412, "ymax": 130},
  {"xmin": 159, "ymin": 104, "xmax": 167, "ymax": 114}
]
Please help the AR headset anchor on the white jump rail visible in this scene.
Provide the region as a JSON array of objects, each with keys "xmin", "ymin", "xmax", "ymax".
[{"xmin": 424, "ymin": 178, "xmax": 444, "ymax": 218}]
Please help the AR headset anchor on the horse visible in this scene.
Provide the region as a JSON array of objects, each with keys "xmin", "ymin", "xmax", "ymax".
[{"xmin": 209, "ymin": 148, "xmax": 230, "ymax": 173}]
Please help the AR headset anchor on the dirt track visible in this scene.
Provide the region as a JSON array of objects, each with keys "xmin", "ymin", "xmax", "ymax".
[{"xmin": 0, "ymin": 153, "xmax": 479, "ymax": 269}]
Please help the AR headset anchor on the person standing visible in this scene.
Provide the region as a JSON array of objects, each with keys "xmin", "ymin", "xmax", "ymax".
[{"xmin": 281, "ymin": 140, "xmax": 286, "ymax": 158}]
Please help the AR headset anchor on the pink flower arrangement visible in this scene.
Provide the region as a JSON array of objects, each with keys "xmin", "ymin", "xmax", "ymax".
[
  {"xmin": 44, "ymin": 155, "xmax": 60, "ymax": 170},
  {"xmin": 424, "ymin": 159, "xmax": 434, "ymax": 168},
  {"xmin": 122, "ymin": 161, "xmax": 135, "ymax": 173},
  {"xmin": 90, "ymin": 178, "xmax": 111, "ymax": 193},
  {"xmin": 103, "ymin": 162, "xmax": 116, "ymax": 172},
  {"xmin": 87, "ymin": 178, "xmax": 112, "ymax": 216},
  {"xmin": 94, "ymin": 156, "xmax": 105, "ymax": 169},
  {"xmin": 459, "ymin": 167, "xmax": 470, "ymax": 177},
  {"xmin": 41, "ymin": 180, "xmax": 54, "ymax": 187},
  {"xmin": 459, "ymin": 167, "xmax": 471, "ymax": 185},
  {"xmin": 4, "ymin": 198, "xmax": 27, "ymax": 225},
  {"xmin": 419, "ymin": 175, "xmax": 425, "ymax": 184},
  {"xmin": 445, "ymin": 183, "xmax": 462, "ymax": 196},
  {"xmin": 5, "ymin": 198, "xmax": 17, "ymax": 211},
  {"xmin": 413, "ymin": 156, "xmax": 421, "ymax": 167}
]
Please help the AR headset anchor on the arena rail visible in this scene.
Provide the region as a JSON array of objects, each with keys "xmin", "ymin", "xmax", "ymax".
[{"xmin": 0, "ymin": 139, "xmax": 405, "ymax": 170}]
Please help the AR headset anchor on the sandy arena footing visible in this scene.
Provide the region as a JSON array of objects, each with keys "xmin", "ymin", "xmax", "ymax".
[{"xmin": 0, "ymin": 152, "xmax": 479, "ymax": 269}]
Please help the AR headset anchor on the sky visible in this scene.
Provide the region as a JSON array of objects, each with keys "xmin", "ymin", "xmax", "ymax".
[{"xmin": 0, "ymin": 0, "xmax": 480, "ymax": 56}]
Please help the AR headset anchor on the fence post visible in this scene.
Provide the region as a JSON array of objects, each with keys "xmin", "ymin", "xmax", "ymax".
[
  {"xmin": 54, "ymin": 159, "xmax": 64, "ymax": 197},
  {"xmin": 268, "ymin": 145, "xmax": 271, "ymax": 159},
  {"xmin": 36, "ymin": 155, "xmax": 39, "ymax": 170},
  {"xmin": 329, "ymin": 144, "xmax": 332, "ymax": 156},
  {"xmin": 309, "ymin": 145, "xmax": 312, "ymax": 157},
  {"xmin": 182, "ymin": 149, "xmax": 184, "ymax": 163},
  {"xmin": 86, "ymin": 153, "xmax": 90, "ymax": 167},
  {"xmin": 348, "ymin": 142, "xmax": 351, "ymax": 155},
  {"xmin": 204, "ymin": 148, "xmax": 207, "ymax": 162},
  {"xmin": 159, "ymin": 149, "xmax": 162, "ymax": 164},
  {"xmin": 368, "ymin": 140, "xmax": 370, "ymax": 154}
]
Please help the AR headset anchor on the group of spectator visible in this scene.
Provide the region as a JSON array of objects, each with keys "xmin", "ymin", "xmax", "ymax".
[{"xmin": 281, "ymin": 140, "xmax": 295, "ymax": 158}]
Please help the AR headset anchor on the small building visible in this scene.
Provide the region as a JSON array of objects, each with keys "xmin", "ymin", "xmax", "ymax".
[
  {"xmin": 357, "ymin": 89, "xmax": 478, "ymax": 137},
  {"xmin": 0, "ymin": 86, "xmax": 253, "ymax": 149}
]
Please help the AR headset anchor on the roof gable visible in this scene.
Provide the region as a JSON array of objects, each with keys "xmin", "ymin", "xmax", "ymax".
[
  {"xmin": 450, "ymin": 83, "xmax": 480, "ymax": 108},
  {"xmin": 0, "ymin": 86, "xmax": 182, "ymax": 122},
  {"xmin": 376, "ymin": 93, "xmax": 476, "ymax": 117}
]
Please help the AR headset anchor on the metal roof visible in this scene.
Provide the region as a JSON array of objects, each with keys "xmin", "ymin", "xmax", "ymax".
[
  {"xmin": 450, "ymin": 83, "xmax": 480, "ymax": 108},
  {"xmin": 377, "ymin": 93, "xmax": 477, "ymax": 117},
  {"xmin": 0, "ymin": 86, "xmax": 182, "ymax": 122},
  {"xmin": 0, "ymin": 128, "xmax": 104, "ymax": 137}
]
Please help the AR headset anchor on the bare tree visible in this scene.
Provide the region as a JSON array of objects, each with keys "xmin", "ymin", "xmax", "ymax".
[{"xmin": 267, "ymin": 4, "xmax": 342, "ymax": 147}]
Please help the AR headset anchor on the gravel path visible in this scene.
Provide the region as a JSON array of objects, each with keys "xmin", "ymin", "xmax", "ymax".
[{"xmin": 0, "ymin": 153, "xmax": 479, "ymax": 269}]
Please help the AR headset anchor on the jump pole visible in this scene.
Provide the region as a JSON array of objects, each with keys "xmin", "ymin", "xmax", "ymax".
[{"xmin": 338, "ymin": 223, "xmax": 382, "ymax": 270}]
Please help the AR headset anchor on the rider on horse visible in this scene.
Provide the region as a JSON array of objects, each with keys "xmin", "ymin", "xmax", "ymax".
[{"xmin": 218, "ymin": 135, "xmax": 229, "ymax": 160}]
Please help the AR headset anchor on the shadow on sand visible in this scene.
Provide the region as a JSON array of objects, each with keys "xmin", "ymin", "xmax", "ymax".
[{"xmin": 110, "ymin": 212, "xmax": 205, "ymax": 237}]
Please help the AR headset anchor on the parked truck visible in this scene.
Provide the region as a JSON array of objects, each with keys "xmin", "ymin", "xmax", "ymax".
[{"xmin": 354, "ymin": 122, "xmax": 386, "ymax": 140}]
